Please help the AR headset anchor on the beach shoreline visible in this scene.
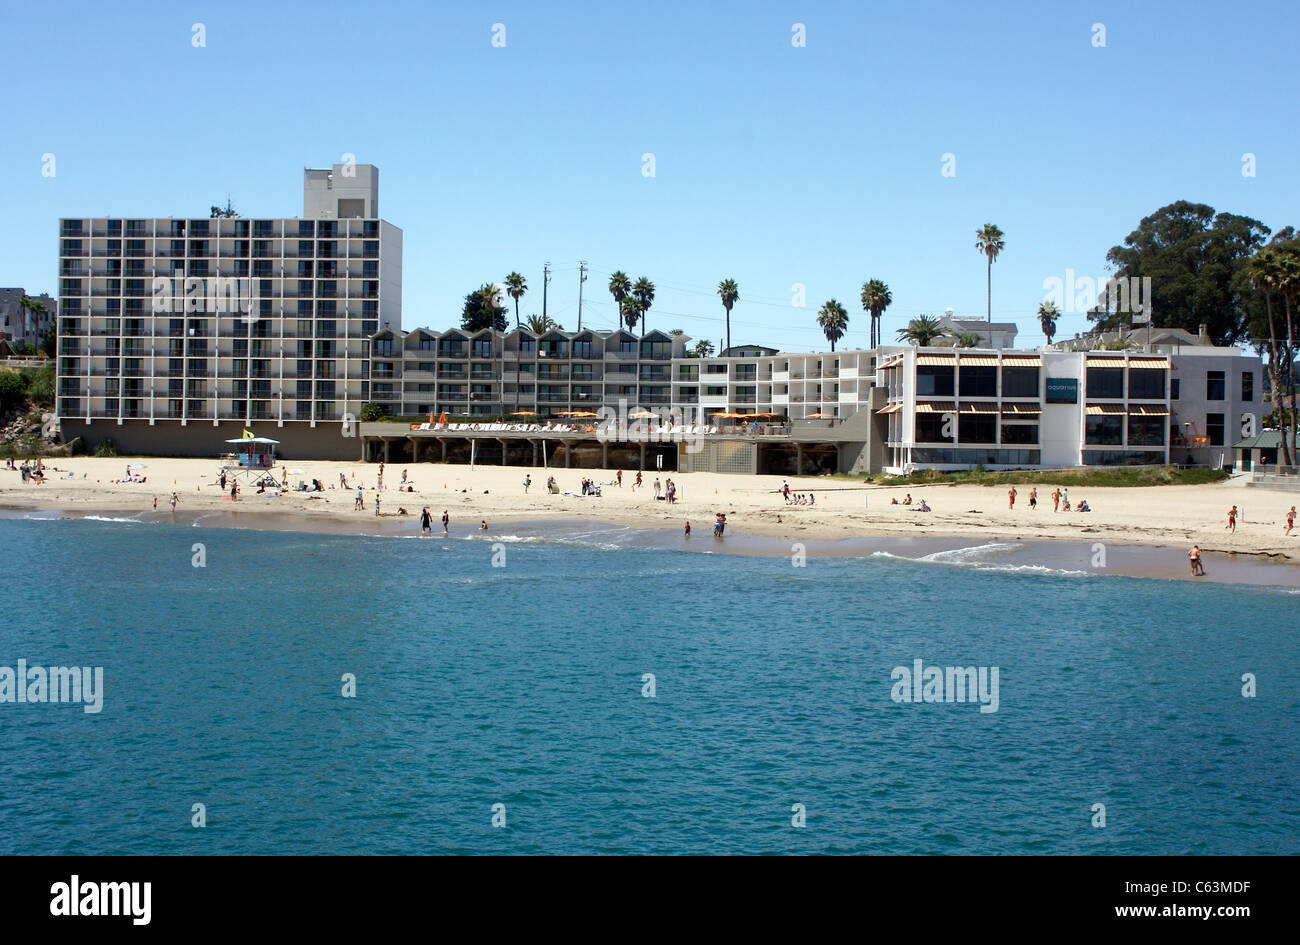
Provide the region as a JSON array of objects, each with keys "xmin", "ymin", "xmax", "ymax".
[{"xmin": 3, "ymin": 456, "xmax": 1298, "ymax": 587}]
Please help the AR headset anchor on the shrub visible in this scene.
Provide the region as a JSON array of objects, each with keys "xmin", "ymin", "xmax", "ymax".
[
  {"xmin": 94, "ymin": 438, "xmax": 118, "ymax": 457},
  {"xmin": 23, "ymin": 366, "xmax": 54, "ymax": 407},
  {"xmin": 359, "ymin": 402, "xmax": 384, "ymax": 422},
  {"xmin": 67, "ymin": 437, "xmax": 88, "ymax": 456},
  {"xmin": 0, "ymin": 369, "xmax": 25, "ymax": 412}
]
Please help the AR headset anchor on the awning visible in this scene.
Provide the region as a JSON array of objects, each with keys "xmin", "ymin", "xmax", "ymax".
[
  {"xmin": 1085, "ymin": 404, "xmax": 1127, "ymax": 415},
  {"xmin": 958, "ymin": 402, "xmax": 999, "ymax": 413},
  {"xmin": 1129, "ymin": 358, "xmax": 1171, "ymax": 369},
  {"xmin": 917, "ymin": 354, "xmax": 956, "ymax": 366},
  {"xmin": 1087, "ymin": 358, "xmax": 1126, "ymax": 367},
  {"xmin": 915, "ymin": 401, "xmax": 956, "ymax": 413},
  {"xmin": 1130, "ymin": 404, "xmax": 1171, "ymax": 415},
  {"xmin": 879, "ymin": 356, "xmax": 904, "ymax": 370},
  {"xmin": 1001, "ymin": 404, "xmax": 1042, "ymax": 415},
  {"xmin": 958, "ymin": 355, "xmax": 999, "ymax": 366},
  {"xmin": 876, "ymin": 403, "xmax": 902, "ymax": 415},
  {"xmin": 1001, "ymin": 355, "xmax": 1042, "ymax": 366}
]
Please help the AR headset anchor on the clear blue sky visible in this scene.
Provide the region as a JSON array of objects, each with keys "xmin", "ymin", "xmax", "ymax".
[{"xmin": 3, "ymin": 0, "xmax": 1296, "ymax": 350}]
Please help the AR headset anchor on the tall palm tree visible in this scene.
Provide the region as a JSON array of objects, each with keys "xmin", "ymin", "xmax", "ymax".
[
  {"xmin": 632, "ymin": 277, "xmax": 655, "ymax": 338},
  {"xmin": 717, "ymin": 278, "xmax": 739, "ymax": 352},
  {"xmin": 504, "ymin": 272, "xmax": 527, "ymax": 330},
  {"xmin": 524, "ymin": 314, "xmax": 559, "ymax": 334},
  {"xmin": 952, "ymin": 332, "xmax": 984, "ymax": 348},
  {"xmin": 1247, "ymin": 249, "xmax": 1292, "ymax": 465},
  {"xmin": 1037, "ymin": 300, "xmax": 1060, "ymax": 346},
  {"xmin": 620, "ymin": 296, "xmax": 644, "ymax": 335},
  {"xmin": 816, "ymin": 300, "xmax": 849, "ymax": 352},
  {"xmin": 859, "ymin": 279, "xmax": 892, "ymax": 349},
  {"xmin": 974, "ymin": 224, "xmax": 1006, "ymax": 325},
  {"xmin": 17, "ymin": 296, "xmax": 33, "ymax": 337},
  {"xmin": 896, "ymin": 315, "xmax": 949, "ymax": 346},
  {"xmin": 608, "ymin": 271, "xmax": 631, "ymax": 327}
]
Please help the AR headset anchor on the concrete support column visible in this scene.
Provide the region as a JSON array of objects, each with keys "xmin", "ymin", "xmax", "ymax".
[
  {"xmin": 639, "ymin": 443, "xmax": 646, "ymax": 470},
  {"xmin": 440, "ymin": 439, "xmax": 447, "ymax": 462},
  {"xmin": 602, "ymin": 441, "xmax": 609, "ymax": 468},
  {"xmin": 383, "ymin": 439, "xmax": 392, "ymax": 464},
  {"xmin": 498, "ymin": 438, "xmax": 508, "ymax": 465},
  {"xmin": 564, "ymin": 441, "xmax": 571, "ymax": 468},
  {"xmin": 795, "ymin": 444, "xmax": 803, "ymax": 475}
]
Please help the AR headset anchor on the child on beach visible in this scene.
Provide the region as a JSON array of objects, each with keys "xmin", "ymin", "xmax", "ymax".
[
  {"xmin": 684, "ymin": 521, "xmax": 691, "ymax": 538},
  {"xmin": 1227, "ymin": 505, "xmax": 1237, "ymax": 533},
  {"xmin": 1028, "ymin": 487, "xmax": 1037, "ymax": 510},
  {"xmin": 1287, "ymin": 506, "xmax": 1296, "ymax": 535},
  {"xmin": 524, "ymin": 475, "xmax": 531, "ymax": 493},
  {"xmin": 616, "ymin": 470, "xmax": 623, "ymax": 487},
  {"xmin": 1051, "ymin": 487, "xmax": 1060, "ymax": 512},
  {"xmin": 1008, "ymin": 486, "xmax": 1017, "ymax": 509}
]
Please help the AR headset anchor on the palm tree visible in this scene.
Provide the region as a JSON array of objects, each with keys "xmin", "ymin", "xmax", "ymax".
[
  {"xmin": 524, "ymin": 314, "xmax": 559, "ymax": 334},
  {"xmin": 1037, "ymin": 300, "xmax": 1060, "ymax": 346},
  {"xmin": 974, "ymin": 224, "xmax": 1006, "ymax": 325},
  {"xmin": 608, "ymin": 271, "xmax": 631, "ymax": 326},
  {"xmin": 632, "ymin": 277, "xmax": 655, "ymax": 338},
  {"xmin": 717, "ymin": 278, "xmax": 739, "ymax": 352},
  {"xmin": 26, "ymin": 299, "xmax": 48, "ymax": 342},
  {"xmin": 504, "ymin": 272, "xmax": 527, "ymax": 330},
  {"xmin": 1247, "ymin": 249, "xmax": 1291, "ymax": 464},
  {"xmin": 690, "ymin": 339, "xmax": 715, "ymax": 358},
  {"xmin": 816, "ymin": 300, "xmax": 849, "ymax": 352},
  {"xmin": 17, "ymin": 296, "xmax": 33, "ymax": 338},
  {"xmin": 951, "ymin": 332, "xmax": 984, "ymax": 348},
  {"xmin": 860, "ymin": 279, "xmax": 892, "ymax": 349},
  {"xmin": 620, "ymin": 296, "xmax": 644, "ymax": 335},
  {"xmin": 896, "ymin": 315, "xmax": 949, "ymax": 346}
]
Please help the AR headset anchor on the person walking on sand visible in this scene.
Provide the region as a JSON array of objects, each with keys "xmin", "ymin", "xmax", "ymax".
[
  {"xmin": 355, "ymin": 486, "xmax": 364, "ymax": 510},
  {"xmin": 231, "ymin": 481, "xmax": 239, "ymax": 501},
  {"xmin": 1227, "ymin": 505, "xmax": 1237, "ymax": 533},
  {"xmin": 421, "ymin": 507, "xmax": 432, "ymax": 533},
  {"xmin": 1028, "ymin": 487, "xmax": 1038, "ymax": 510},
  {"xmin": 684, "ymin": 521, "xmax": 691, "ymax": 538},
  {"xmin": 1285, "ymin": 506, "xmax": 1295, "ymax": 535},
  {"xmin": 374, "ymin": 493, "xmax": 381, "ymax": 516},
  {"xmin": 1189, "ymin": 544, "xmax": 1205, "ymax": 577},
  {"xmin": 170, "ymin": 491, "xmax": 180, "ymax": 511},
  {"xmin": 1051, "ymin": 487, "xmax": 1060, "ymax": 512},
  {"xmin": 616, "ymin": 469, "xmax": 623, "ymax": 488},
  {"xmin": 442, "ymin": 510, "xmax": 449, "ymax": 535},
  {"xmin": 635, "ymin": 471, "xmax": 643, "ymax": 489},
  {"xmin": 1008, "ymin": 486, "xmax": 1017, "ymax": 510},
  {"xmin": 654, "ymin": 477, "xmax": 661, "ymax": 500},
  {"xmin": 524, "ymin": 475, "xmax": 531, "ymax": 494},
  {"xmin": 152, "ymin": 496, "xmax": 157, "ymax": 511}
]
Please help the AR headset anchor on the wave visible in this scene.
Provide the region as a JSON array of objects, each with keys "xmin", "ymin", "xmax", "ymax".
[
  {"xmin": 915, "ymin": 541, "xmax": 1025, "ymax": 564},
  {"xmin": 868, "ymin": 547, "xmax": 1090, "ymax": 578},
  {"xmin": 81, "ymin": 515, "xmax": 148, "ymax": 524}
]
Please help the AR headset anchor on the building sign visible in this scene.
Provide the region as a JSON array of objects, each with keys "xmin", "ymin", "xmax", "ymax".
[{"xmin": 1045, "ymin": 377, "xmax": 1078, "ymax": 404}]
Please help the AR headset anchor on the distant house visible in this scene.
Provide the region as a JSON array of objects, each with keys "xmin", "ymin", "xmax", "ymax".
[
  {"xmin": 1051, "ymin": 324, "xmax": 1208, "ymax": 353},
  {"xmin": 720, "ymin": 344, "xmax": 779, "ymax": 358},
  {"xmin": 934, "ymin": 316, "xmax": 1018, "ymax": 349},
  {"xmin": 1233, "ymin": 430, "xmax": 1282, "ymax": 473},
  {"xmin": 0, "ymin": 288, "xmax": 57, "ymax": 350}
]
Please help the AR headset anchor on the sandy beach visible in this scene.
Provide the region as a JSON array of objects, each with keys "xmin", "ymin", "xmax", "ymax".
[{"xmin": 2, "ymin": 455, "xmax": 1298, "ymax": 568}]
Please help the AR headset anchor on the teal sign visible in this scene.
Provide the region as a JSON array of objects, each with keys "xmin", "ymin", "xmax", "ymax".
[{"xmin": 1045, "ymin": 377, "xmax": 1078, "ymax": 404}]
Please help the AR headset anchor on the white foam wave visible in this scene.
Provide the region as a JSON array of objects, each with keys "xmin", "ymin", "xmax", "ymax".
[{"xmin": 867, "ymin": 548, "xmax": 1089, "ymax": 577}]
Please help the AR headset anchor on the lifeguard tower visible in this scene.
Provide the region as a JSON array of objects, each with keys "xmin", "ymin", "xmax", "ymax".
[{"xmin": 222, "ymin": 436, "xmax": 280, "ymax": 477}]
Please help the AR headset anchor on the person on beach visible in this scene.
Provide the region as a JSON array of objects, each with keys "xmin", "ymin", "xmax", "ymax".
[
  {"xmin": 339, "ymin": 472, "xmax": 348, "ymax": 489},
  {"xmin": 152, "ymin": 496, "xmax": 157, "ymax": 511},
  {"xmin": 654, "ymin": 477, "xmax": 661, "ymax": 500},
  {"xmin": 355, "ymin": 486, "xmax": 364, "ymax": 510},
  {"xmin": 684, "ymin": 521, "xmax": 691, "ymax": 538},
  {"xmin": 903, "ymin": 493, "xmax": 912, "ymax": 505},
  {"xmin": 616, "ymin": 469, "xmax": 623, "ymax": 488},
  {"xmin": 442, "ymin": 510, "xmax": 449, "ymax": 535},
  {"xmin": 375, "ymin": 494, "xmax": 381, "ymax": 516},
  {"xmin": 524, "ymin": 475, "xmax": 531, "ymax": 494},
  {"xmin": 401, "ymin": 469, "xmax": 408, "ymax": 485},
  {"xmin": 1227, "ymin": 505, "xmax": 1237, "ymax": 533},
  {"xmin": 1008, "ymin": 486, "xmax": 1017, "ymax": 509},
  {"xmin": 170, "ymin": 491, "xmax": 180, "ymax": 511},
  {"xmin": 479, "ymin": 520, "xmax": 488, "ymax": 532},
  {"xmin": 1029, "ymin": 487, "xmax": 1038, "ymax": 510},
  {"xmin": 1051, "ymin": 488, "xmax": 1060, "ymax": 512},
  {"xmin": 782, "ymin": 480, "xmax": 790, "ymax": 502},
  {"xmin": 635, "ymin": 471, "xmax": 643, "ymax": 489},
  {"xmin": 421, "ymin": 507, "xmax": 432, "ymax": 533},
  {"xmin": 230, "ymin": 481, "xmax": 239, "ymax": 501},
  {"xmin": 219, "ymin": 470, "xmax": 227, "ymax": 491},
  {"xmin": 1286, "ymin": 506, "xmax": 1296, "ymax": 535},
  {"xmin": 377, "ymin": 462, "xmax": 384, "ymax": 491},
  {"xmin": 1189, "ymin": 544, "xmax": 1205, "ymax": 577},
  {"xmin": 713, "ymin": 513, "xmax": 725, "ymax": 538}
]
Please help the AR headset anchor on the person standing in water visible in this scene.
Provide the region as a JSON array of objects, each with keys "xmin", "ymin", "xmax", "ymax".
[
  {"xmin": 684, "ymin": 521, "xmax": 691, "ymax": 538},
  {"xmin": 1188, "ymin": 544, "xmax": 1205, "ymax": 577},
  {"xmin": 442, "ymin": 510, "xmax": 449, "ymax": 535},
  {"xmin": 421, "ymin": 507, "xmax": 432, "ymax": 533}
]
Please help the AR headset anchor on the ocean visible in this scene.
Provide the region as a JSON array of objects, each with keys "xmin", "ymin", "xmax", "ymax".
[{"xmin": 1, "ymin": 515, "xmax": 1296, "ymax": 855}]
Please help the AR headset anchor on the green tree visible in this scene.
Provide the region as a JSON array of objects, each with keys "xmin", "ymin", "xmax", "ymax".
[
  {"xmin": 359, "ymin": 402, "xmax": 384, "ymax": 422},
  {"xmin": 1037, "ymin": 300, "xmax": 1061, "ymax": 346},
  {"xmin": 632, "ymin": 277, "xmax": 655, "ymax": 337},
  {"xmin": 974, "ymin": 224, "xmax": 1005, "ymax": 325},
  {"xmin": 816, "ymin": 300, "xmax": 849, "ymax": 352},
  {"xmin": 1096, "ymin": 201, "xmax": 1270, "ymax": 344},
  {"xmin": 503, "ymin": 272, "xmax": 527, "ymax": 331},
  {"xmin": 860, "ymin": 279, "xmax": 892, "ymax": 349},
  {"xmin": 40, "ymin": 325, "xmax": 56, "ymax": 358},
  {"xmin": 608, "ymin": 271, "xmax": 631, "ymax": 326},
  {"xmin": 689, "ymin": 339, "xmax": 715, "ymax": 358},
  {"xmin": 525, "ymin": 313, "xmax": 559, "ymax": 334},
  {"xmin": 620, "ymin": 296, "xmax": 644, "ymax": 335},
  {"xmin": 896, "ymin": 315, "xmax": 949, "ymax": 346},
  {"xmin": 461, "ymin": 283, "xmax": 508, "ymax": 332},
  {"xmin": 951, "ymin": 332, "xmax": 984, "ymax": 348},
  {"xmin": 717, "ymin": 278, "xmax": 739, "ymax": 352},
  {"xmin": 209, "ymin": 198, "xmax": 237, "ymax": 218},
  {"xmin": 1246, "ymin": 239, "xmax": 1300, "ymax": 465}
]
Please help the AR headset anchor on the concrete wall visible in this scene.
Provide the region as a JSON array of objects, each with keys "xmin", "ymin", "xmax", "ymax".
[{"xmin": 61, "ymin": 420, "xmax": 364, "ymax": 460}]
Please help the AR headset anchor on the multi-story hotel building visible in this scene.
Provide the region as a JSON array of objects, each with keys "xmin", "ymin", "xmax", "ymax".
[{"xmin": 55, "ymin": 164, "xmax": 402, "ymax": 459}]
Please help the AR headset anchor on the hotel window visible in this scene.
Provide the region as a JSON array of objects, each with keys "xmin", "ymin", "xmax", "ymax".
[
  {"xmin": 1128, "ymin": 369, "xmax": 1165, "ymax": 400},
  {"xmin": 375, "ymin": 337, "xmax": 393, "ymax": 357},
  {"xmin": 297, "ymin": 380, "xmax": 313, "ymax": 399},
  {"xmin": 1085, "ymin": 415, "xmax": 1123, "ymax": 445},
  {"xmin": 318, "ymin": 221, "xmax": 337, "ymax": 238},
  {"xmin": 915, "ymin": 414, "xmax": 952, "ymax": 442},
  {"xmin": 1206, "ymin": 371, "xmax": 1225, "ymax": 400},
  {"xmin": 417, "ymin": 336, "xmax": 435, "ymax": 351},
  {"xmin": 958, "ymin": 365, "xmax": 996, "ymax": 397},
  {"xmin": 298, "ymin": 241, "xmax": 314, "ymax": 258},
  {"xmin": 253, "ymin": 259, "xmax": 273, "ymax": 277},
  {"xmin": 1086, "ymin": 367, "xmax": 1124, "ymax": 399},
  {"xmin": 298, "ymin": 221, "xmax": 315, "ymax": 238},
  {"xmin": 1000, "ymin": 422, "xmax": 1038, "ymax": 445},
  {"xmin": 705, "ymin": 386, "xmax": 727, "ymax": 396},
  {"xmin": 573, "ymin": 340, "xmax": 592, "ymax": 358},
  {"xmin": 1001, "ymin": 367, "xmax": 1039, "ymax": 398},
  {"xmin": 1241, "ymin": 372, "xmax": 1254, "ymax": 401},
  {"xmin": 520, "ymin": 337, "xmax": 536, "ymax": 353},
  {"xmin": 705, "ymin": 364, "xmax": 727, "ymax": 374},
  {"xmin": 1206, "ymin": 413, "xmax": 1225, "ymax": 446},
  {"xmin": 1127, "ymin": 416, "xmax": 1166, "ymax": 447},
  {"xmin": 916, "ymin": 364, "xmax": 955, "ymax": 397},
  {"xmin": 1171, "ymin": 378, "xmax": 1180, "ymax": 400},
  {"xmin": 958, "ymin": 414, "xmax": 996, "ymax": 443},
  {"xmin": 472, "ymin": 338, "xmax": 493, "ymax": 358},
  {"xmin": 297, "ymin": 260, "xmax": 314, "ymax": 278}
]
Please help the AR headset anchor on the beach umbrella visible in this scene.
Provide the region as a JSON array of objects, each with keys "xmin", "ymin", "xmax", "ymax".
[
  {"xmin": 127, "ymin": 463, "xmax": 147, "ymax": 469},
  {"xmin": 437, "ymin": 411, "xmax": 448, "ymax": 425},
  {"xmin": 804, "ymin": 412, "xmax": 826, "ymax": 419}
]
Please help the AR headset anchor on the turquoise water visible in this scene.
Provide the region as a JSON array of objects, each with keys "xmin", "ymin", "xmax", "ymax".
[{"xmin": 1, "ymin": 516, "xmax": 1296, "ymax": 855}]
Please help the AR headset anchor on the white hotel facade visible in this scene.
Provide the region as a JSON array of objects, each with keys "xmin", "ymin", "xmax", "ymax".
[{"xmin": 55, "ymin": 164, "xmax": 402, "ymax": 459}]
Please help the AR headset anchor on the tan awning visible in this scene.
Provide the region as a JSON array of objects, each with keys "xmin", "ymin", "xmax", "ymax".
[
  {"xmin": 1130, "ymin": 404, "xmax": 1171, "ymax": 415},
  {"xmin": 876, "ymin": 403, "xmax": 902, "ymax": 415},
  {"xmin": 1001, "ymin": 404, "xmax": 1042, "ymax": 415},
  {"xmin": 958, "ymin": 355, "xmax": 999, "ymax": 366},
  {"xmin": 879, "ymin": 356, "xmax": 903, "ymax": 370},
  {"xmin": 1087, "ymin": 358, "xmax": 1126, "ymax": 367},
  {"xmin": 959, "ymin": 402, "xmax": 999, "ymax": 413},
  {"xmin": 1086, "ymin": 403, "xmax": 1127, "ymax": 415},
  {"xmin": 1001, "ymin": 355, "xmax": 1042, "ymax": 366},
  {"xmin": 1129, "ymin": 358, "xmax": 1171, "ymax": 369},
  {"xmin": 917, "ymin": 354, "xmax": 956, "ymax": 366},
  {"xmin": 915, "ymin": 401, "xmax": 956, "ymax": 413}
]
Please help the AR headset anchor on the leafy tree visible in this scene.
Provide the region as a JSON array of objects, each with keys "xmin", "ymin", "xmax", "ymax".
[
  {"xmin": 860, "ymin": 279, "xmax": 891, "ymax": 349},
  {"xmin": 951, "ymin": 332, "xmax": 984, "ymax": 348},
  {"xmin": 717, "ymin": 278, "xmax": 739, "ymax": 352},
  {"xmin": 1037, "ymin": 300, "xmax": 1060, "ymax": 346},
  {"xmin": 620, "ymin": 296, "xmax": 644, "ymax": 334},
  {"xmin": 359, "ymin": 402, "xmax": 384, "ymax": 421},
  {"xmin": 504, "ymin": 272, "xmax": 527, "ymax": 330},
  {"xmin": 1094, "ymin": 201, "xmax": 1270, "ymax": 345},
  {"xmin": 40, "ymin": 325, "xmax": 56, "ymax": 358},
  {"xmin": 525, "ymin": 314, "xmax": 559, "ymax": 334},
  {"xmin": 896, "ymin": 315, "xmax": 949, "ymax": 346},
  {"xmin": 461, "ymin": 283, "xmax": 508, "ymax": 332},
  {"xmin": 209, "ymin": 198, "xmax": 237, "ymax": 218},
  {"xmin": 689, "ymin": 339, "xmax": 715, "ymax": 358},
  {"xmin": 0, "ymin": 369, "xmax": 24, "ymax": 412},
  {"xmin": 974, "ymin": 224, "xmax": 1005, "ymax": 324},
  {"xmin": 1246, "ymin": 238, "xmax": 1300, "ymax": 464},
  {"xmin": 632, "ymin": 277, "xmax": 655, "ymax": 337},
  {"xmin": 816, "ymin": 300, "xmax": 849, "ymax": 351},
  {"xmin": 608, "ymin": 271, "xmax": 631, "ymax": 325}
]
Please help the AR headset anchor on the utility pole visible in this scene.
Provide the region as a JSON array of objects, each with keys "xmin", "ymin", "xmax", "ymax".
[
  {"xmin": 577, "ymin": 261, "xmax": 588, "ymax": 331},
  {"xmin": 542, "ymin": 262, "xmax": 551, "ymax": 323}
]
